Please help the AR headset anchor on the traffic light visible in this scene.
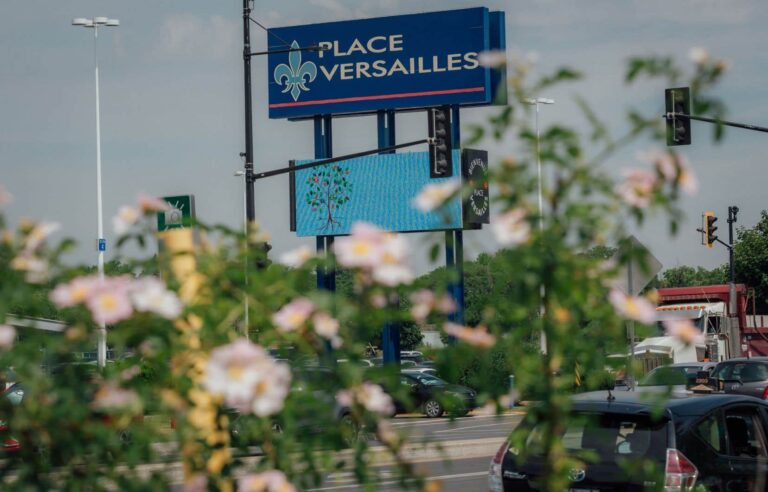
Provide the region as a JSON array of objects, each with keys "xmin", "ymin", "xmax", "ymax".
[
  {"xmin": 665, "ymin": 87, "xmax": 691, "ymax": 146},
  {"xmin": 428, "ymin": 106, "xmax": 453, "ymax": 178},
  {"xmin": 704, "ymin": 211, "xmax": 718, "ymax": 248}
]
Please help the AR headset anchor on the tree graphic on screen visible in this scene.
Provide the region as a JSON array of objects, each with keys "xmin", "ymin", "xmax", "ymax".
[{"xmin": 304, "ymin": 164, "xmax": 352, "ymax": 233}]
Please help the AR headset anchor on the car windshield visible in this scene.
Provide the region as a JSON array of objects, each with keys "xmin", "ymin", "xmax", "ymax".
[
  {"xmin": 410, "ymin": 373, "xmax": 447, "ymax": 386},
  {"xmin": 526, "ymin": 412, "xmax": 668, "ymax": 461},
  {"xmin": 638, "ymin": 367, "xmax": 690, "ymax": 386}
]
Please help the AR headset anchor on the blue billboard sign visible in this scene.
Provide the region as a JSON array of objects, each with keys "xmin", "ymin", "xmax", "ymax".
[
  {"xmin": 268, "ymin": 8, "xmax": 506, "ymax": 119},
  {"xmin": 290, "ymin": 151, "xmax": 462, "ymax": 236}
]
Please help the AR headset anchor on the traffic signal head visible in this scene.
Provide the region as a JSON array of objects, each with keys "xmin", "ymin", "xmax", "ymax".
[
  {"xmin": 665, "ymin": 87, "xmax": 691, "ymax": 146},
  {"xmin": 428, "ymin": 106, "xmax": 453, "ymax": 178},
  {"xmin": 704, "ymin": 211, "xmax": 718, "ymax": 248}
]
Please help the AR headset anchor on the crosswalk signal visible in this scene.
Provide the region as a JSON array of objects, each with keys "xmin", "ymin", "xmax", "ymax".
[
  {"xmin": 428, "ymin": 106, "xmax": 453, "ymax": 178},
  {"xmin": 704, "ymin": 211, "xmax": 718, "ymax": 248},
  {"xmin": 665, "ymin": 87, "xmax": 691, "ymax": 146}
]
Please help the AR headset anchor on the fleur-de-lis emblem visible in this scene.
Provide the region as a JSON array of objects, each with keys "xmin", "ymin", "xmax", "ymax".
[{"xmin": 274, "ymin": 40, "xmax": 318, "ymax": 102}]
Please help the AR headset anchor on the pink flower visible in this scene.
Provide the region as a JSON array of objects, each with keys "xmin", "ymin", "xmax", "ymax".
[
  {"xmin": 492, "ymin": 208, "xmax": 531, "ymax": 246},
  {"xmin": 312, "ymin": 312, "xmax": 342, "ymax": 348},
  {"xmin": 50, "ymin": 275, "xmax": 98, "ymax": 308},
  {"xmin": 410, "ymin": 290, "xmax": 457, "ymax": 322},
  {"xmin": 336, "ymin": 382, "xmax": 394, "ymax": 416},
  {"xmin": 0, "ymin": 185, "xmax": 12, "ymax": 207},
  {"xmin": 412, "ymin": 179, "xmax": 461, "ymax": 213},
  {"xmin": 130, "ymin": 276, "xmax": 183, "ymax": 319},
  {"xmin": 23, "ymin": 221, "xmax": 60, "ymax": 252},
  {"xmin": 85, "ymin": 277, "xmax": 133, "ymax": 325},
  {"xmin": 616, "ymin": 169, "xmax": 657, "ymax": 208},
  {"xmin": 478, "ymin": 49, "xmax": 507, "ymax": 68},
  {"xmin": 10, "ymin": 253, "xmax": 50, "ymax": 283},
  {"xmin": 443, "ymin": 322, "xmax": 496, "ymax": 349},
  {"xmin": 279, "ymin": 245, "xmax": 315, "ymax": 268},
  {"xmin": 0, "ymin": 325, "xmax": 16, "ymax": 349},
  {"xmin": 203, "ymin": 339, "xmax": 291, "ymax": 416},
  {"xmin": 272, "ymin": 298, "xmax": 315, "ymax": 332},
  {"xmin": 608, "ymin": 289, "xmax": 656, "ymax": 324},
  {"xmin": 689, "ymin": 47, "xmax": 709, "ymax": 65},
  {"xmin": 113, "ymin": 205, "xmax": 141, "ymax": 235},
  {"xmin": 664, "ymin": 319, "xmax": 705, "ymax": 345},
  {"xmin": 238, "ymin": 470, "xmax": 295, "ymax": 492},
  {"xmin": 92, "ymin": 382, "xmax": 141, "ymax": 411},
  {"xmin": 372, "ymin": 264, "xmax": 413, "ymax": 286},
  {"xmin": 137, "ymin": 193, "xmax": 172, "ymax": 213},
  {"xmin": 334, "ymin": 222, "xmax": 386, "ymax": 269}
]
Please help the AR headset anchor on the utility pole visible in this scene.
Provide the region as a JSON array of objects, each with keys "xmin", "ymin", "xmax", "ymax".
[
  {"xmin": 242, "ymin": 0, "xmax": 255, "ymax": 223},
  {"xmin": 728, "ymin": 206, "xmax": 739, "ymax": 357}
]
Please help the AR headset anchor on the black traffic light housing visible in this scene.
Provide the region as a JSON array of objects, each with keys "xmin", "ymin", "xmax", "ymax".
[
  {"xmin": 428, "ymin": 106, "xmax": 453, "ymax": 178},
  {"xmin": 704, "ymin": 211, "xmax": 718, "ymax": 248},
  {"xmin": 666, "ymin": 87, "xmax": 691, "ymax": 146}
]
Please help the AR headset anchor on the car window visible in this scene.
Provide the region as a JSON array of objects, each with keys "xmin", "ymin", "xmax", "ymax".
[
  {"xmin": 694, "ymin": 413, "xmax": 725, "ymax": 453},
  {"xmin": 731, "ymin": 363, "xmax": 768, "ymax": 383},
  {"xmin": 526, "ymin": 413, "xmax": 668, "ymax": 461},
  {"xmin": 639, "ymin": 367, "xmax": 687, "ymax": 386},
  {"xmin": 724, "ymin": 408, "xmax": 768, "ymax": 458},
  {"xmin": 409, "ymin": 373, "xmax": 447, "ymax": 386},
  {"xmin": 711, "ymin": 363, "xmax": 733, "ymax": 380}
]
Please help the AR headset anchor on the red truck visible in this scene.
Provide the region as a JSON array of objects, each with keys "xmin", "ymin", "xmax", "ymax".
[{"xmin": 650, "ymin": 284, "xmax": 768, "ymax": 361}]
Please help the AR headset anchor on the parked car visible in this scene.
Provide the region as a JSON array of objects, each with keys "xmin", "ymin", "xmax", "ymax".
[
  {"xmin": 489, "ymin": 390, "xmax": 768, "ymax": 491},
  {"xmin": 710, "ymin": 357, "xmax": 768, "ymax": 400},
  {"xmin": 393, "ymin": 372, "xmax": 476, "ymax": 418},
  {"xmin": 637, "ymin": 362, "xmax": 718, "ymax": 388},
  {"xmin": 402, "ymin": 367, "xmax": 438, "ymax": 377},
  {"xmin": 0, "ymin": 382, "xmax": 23, "ymax": 454},
  {"xmin": 367, "ymin": 357, "xmax": 418, "ymax": 368}
]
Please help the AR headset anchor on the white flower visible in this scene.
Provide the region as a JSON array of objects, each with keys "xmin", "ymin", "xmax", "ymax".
[
  {"xmin": 478, "ymin": 49, "xmax": 508, "ymax": 68},
  {"xmin": 279, "ymin": 245, "xmax": 315, "ymax": 268},
  {"xmin": 676, "ymin": 155, "xmax": 698, "ymax": 195},
  {"xmin": 444, "ymin": 322, "xmax": 496, "ymax": 348},
  {"xmin": 334, "ymin": 222, "xmax": 386, "ymax": 269},
  {"xmin": 312, "ymin": 312, "xmax": 342, "ymax": 348},
  {"xmin": 615, "ymin": 169, "xmax": 657, "ymax": 208},
  {"xmin": 0, "ymin": 185, "xmax": 12, "ymax": 207},
  {"xmin": 608, "ymin": 289, "xmax": 656, "ymax": 324},
  {"xmin": 10, "ymin": 253, "xmax": 50, "ymax": 284},
  {"xmin": 412, "ymin": 179, "xmax": 461, "ymax": 213},
  {"xmin": 0, "ymin": 325, "xmax": 16, "ymax": 349},
  {"xmin": 251, "ymin": 362, "xmax": 292, "ymax": 417},
  {"xmin": 272, "ymin": 298, "xmax": 315, "ymax": 332},
  {"xmin": 337, "ymin": 382, "xmax": 394, "ymax": 416},
  {"xmin": 203, "ymin": 339, "xmax": 290, "ymax": 416},
  {"xmin": 664, "ymin": 319, "xmax": 705, "ymax": 345},
  {"xmin": 130, "ymin": 277, "xmax": 183, "ymax": 319},
  {"xmin": 238, "ymin": 470, "xmax": 295, "ymax": 492},
  {"xmin": 492, "ymin": 208, "xmax": 531, "ymax": 246},
  {"xmin": 23, "ymin": 222, "xmax": 60, "ymax": 252},
  {"xmin": 113, "ymin": 205, "xmax": 141, "ymax": 235},
  {"xmin": 372, "ymin": 264, "xmax": 413, "ymax": 287},
  {"xmin": 85, "ymin": 277, "xmax": 134, "ymax": 325},
  {"xmin": 689, "ymin": 47, "xmax": 709, "ymax": 65}
]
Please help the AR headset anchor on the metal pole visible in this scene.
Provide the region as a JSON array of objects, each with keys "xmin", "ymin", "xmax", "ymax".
[
  {"xmin": 535, "ymin": 102, "xmax": 546, "ymax": 355},
  {"xmin": 728, "ymin": 206, "xmax": 739, "ymax": 356},
  {"xmin": 243, "ymin": 0, "xmax": 255, "ymax": 222},
  {"xmin": 93, "ymin": 26, "xmax": 107, "ymax": 368}
]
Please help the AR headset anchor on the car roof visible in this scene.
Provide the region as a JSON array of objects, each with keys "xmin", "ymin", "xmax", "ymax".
[
  {"xmin": 573, "ymin": 390, "xmax": 768, "ymax": 417},
  {"xmin": 665, "ymin": 362, "xmax": 716, "ymax": 368},
  {"xmin": 715, "ymin": 357, "xmax": 768, "ymax": 363}
]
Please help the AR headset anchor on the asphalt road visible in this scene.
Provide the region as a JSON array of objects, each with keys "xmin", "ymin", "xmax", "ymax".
[{"xmin": 305, "ymin": 410, "xmax": 524, "ymax": 491}]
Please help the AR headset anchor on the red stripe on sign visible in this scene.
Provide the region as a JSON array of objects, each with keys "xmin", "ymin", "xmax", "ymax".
[{"xmin": 269, "ymin": 87, "xmax": 486, "ymax": 108}]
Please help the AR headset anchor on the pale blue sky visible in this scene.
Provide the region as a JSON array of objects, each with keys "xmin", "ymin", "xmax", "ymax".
[{"xmin": 2, "ymin": 0, "xmax": 766, "ymax": 275}]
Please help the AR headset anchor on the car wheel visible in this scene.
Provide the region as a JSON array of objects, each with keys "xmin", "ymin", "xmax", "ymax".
[{"xmin": 424, "ymin": 399, "xmax": 443, "ymax": 418}]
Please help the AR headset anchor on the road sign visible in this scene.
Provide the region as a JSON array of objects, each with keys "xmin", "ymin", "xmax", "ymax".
[
  {"xmin": 267, "ymin": 8, "xmax": 506, "ymax": 119},
  {"xmin": 98, "ymin": 238, "xmax": 106, "ymax": 252},
  {"xmin": 607, "ymin": 236, "xmax": 663, "ymax": 295},
  {"xmin": 462, "ymin": 149, "xmax": 490, "ymax": 225},
  {"xmin": 156, "ymin": 195, "xmax": 195, "ymax": 232}
]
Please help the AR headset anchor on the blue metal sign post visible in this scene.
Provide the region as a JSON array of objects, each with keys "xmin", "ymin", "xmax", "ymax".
[{"xmin": 268, "ymin": 8, "xmax": 505, "ymax": 119}]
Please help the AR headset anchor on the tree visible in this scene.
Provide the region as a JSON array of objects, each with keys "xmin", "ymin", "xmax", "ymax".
[
  {"xmin": 304, "ymin": 164, "xmax": 352, "ymax": 234},
  {"xmin": 658, "ymin": 264, "xmax": 727, "ymax": 288},
  {"xmin": 734, "ymin": 211, "xmax": 768, "ymax": 312}
]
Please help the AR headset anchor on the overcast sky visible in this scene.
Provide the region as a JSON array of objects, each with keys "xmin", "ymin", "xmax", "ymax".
[{"xmin": 2, "ymin": 0, "xmax": 766, "ymax": 277}]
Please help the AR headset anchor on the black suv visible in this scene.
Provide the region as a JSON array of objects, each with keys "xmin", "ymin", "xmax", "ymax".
[{"xmin": 489, "ymin": 391, "xmax": 768, "ymax": 491}]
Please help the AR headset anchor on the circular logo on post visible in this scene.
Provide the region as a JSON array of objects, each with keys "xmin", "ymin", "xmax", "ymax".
[
  {"xmin": 467, "ymin": 157, "xmax": 489, "ymax": 217},
  {"xmin": 569, "ymin": 468, "xmax": 586, "ymax": 482}
]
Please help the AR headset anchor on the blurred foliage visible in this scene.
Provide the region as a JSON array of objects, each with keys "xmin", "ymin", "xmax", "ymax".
[{"xmin": 0, "ymin": 47, "xmax": 730, "ymax": 492}]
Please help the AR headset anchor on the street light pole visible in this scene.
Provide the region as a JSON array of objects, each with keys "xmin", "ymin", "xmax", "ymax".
[
  {"xmin": 523, "ymin": 97, "xmax": 555, "ymax": 354},
  {"xmin": 72, "ymin": 17, "xmax": 119, "ymax": 368},
  {"xmin": 242, "ymin": 0, "xmax": 256, "ymax": 223},
  {"xmin": 234, "ymin": 170, "xmax": 250, "ymax": 339}
]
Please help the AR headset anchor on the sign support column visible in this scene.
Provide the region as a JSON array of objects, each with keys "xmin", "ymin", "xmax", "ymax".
[
  {"xmin": 378, "ymin": 110, "xmax": 401, "ymax": 365},
  {"xmin": 314, "ymin": 115, "xmax": 335, "ymax": 292},
  {"xmin": 447, "ymin": 105, "xmax": 465, "ymax": 326}
]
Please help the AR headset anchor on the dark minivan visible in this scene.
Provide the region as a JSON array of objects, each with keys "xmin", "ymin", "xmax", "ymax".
[{"xmin": 489, "ymin": 391, "xmax": 768, "ymax": 491}]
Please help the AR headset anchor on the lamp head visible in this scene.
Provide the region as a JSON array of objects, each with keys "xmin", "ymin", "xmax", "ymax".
[
  {"xmin": 72, "ymin": 18, "xmax": 92, "ymax": 27},
  {"xmin": 94, "ymin": 17, "xmax": 109, "ymax": 25},
  {"xmin": 105, "ymin": 19, "xmax": 120, "ymax": 27}
]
